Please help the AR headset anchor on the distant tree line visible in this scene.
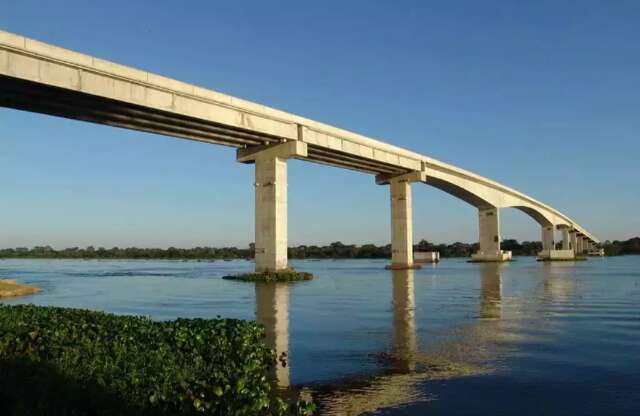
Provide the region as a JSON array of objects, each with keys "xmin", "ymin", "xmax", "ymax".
[
  {"xmin": 601, "ymin": 237, "xmax": 640, "ymax": 256},
  {"xmin": 501, "ymin": 239, "xmax": 543, "ymax": 256},
  {"xmin": 2, "ymin": 238, "xmax": 614, "ymax": 259},
  {"xmin": 0, "ymin": 246, "xmax": 251, "ymax": 260}
]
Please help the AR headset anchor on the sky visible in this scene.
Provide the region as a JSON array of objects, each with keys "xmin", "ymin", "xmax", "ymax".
[{"xmin": 1, "ymin": 0, "xmax": 639, "ymax": 249}]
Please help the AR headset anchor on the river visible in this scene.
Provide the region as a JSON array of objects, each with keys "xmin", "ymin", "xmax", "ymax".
[{"xmin": 1, "ymin": 256, "xmax": 639, "ymax": 415}]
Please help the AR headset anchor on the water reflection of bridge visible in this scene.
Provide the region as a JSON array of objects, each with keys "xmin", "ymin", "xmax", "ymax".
[
  {"xmin": 254, "ymin": 262, "xmax": 576, "ymax": 415},
  {"xmin": 255, "ymin": 282, "xmax": 290, "ymax": 388}
]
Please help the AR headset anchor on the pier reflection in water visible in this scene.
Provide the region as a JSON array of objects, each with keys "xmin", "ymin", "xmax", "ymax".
[
  {"xmin": 391, "ymin": 269, "xmax": 417, "ymax": 372},
  {"xmin": 479, "ymin": 263, "xmax": 503, "ymax": 320},
  {"xmin": 255, "ymin": 282, "xmax": 290, "ymax": 388},
  {"xmin": 252, "ymin": 265, "xmax": 512, "ymax": 415},
  {"xmin": 541, "ymin": 261, "xmax": 578, "ymax": 302}
]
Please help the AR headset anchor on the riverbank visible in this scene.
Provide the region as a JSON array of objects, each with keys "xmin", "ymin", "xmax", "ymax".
[{"xmin": 0, "ymin": 304, "xmax": 313, "ymax": 415}]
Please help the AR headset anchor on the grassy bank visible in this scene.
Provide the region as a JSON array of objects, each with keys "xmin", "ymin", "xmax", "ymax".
[{"xmin": 0, "ymin": 305, "xmax": 313, "ymax": 416}]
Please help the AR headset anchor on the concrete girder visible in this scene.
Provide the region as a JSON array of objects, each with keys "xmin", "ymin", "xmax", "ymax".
[{"xmin": 422, "ymin": 161, "xmax": 568, "ymax": 229}]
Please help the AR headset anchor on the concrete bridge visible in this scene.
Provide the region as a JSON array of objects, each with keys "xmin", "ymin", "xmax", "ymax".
[{"xmin": 0, "ymin": 30, "xmax": 599, "ymax": 270}]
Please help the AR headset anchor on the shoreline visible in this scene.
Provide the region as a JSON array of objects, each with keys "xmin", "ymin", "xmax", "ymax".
[{"xmin": 0, "ymin": 254, "xmax": 631, "ymax": 262}]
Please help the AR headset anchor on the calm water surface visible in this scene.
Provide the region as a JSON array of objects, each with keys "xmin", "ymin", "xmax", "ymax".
[{"xmin": 1, "ymin": 257, "xmax": 639, "ymax": 415}]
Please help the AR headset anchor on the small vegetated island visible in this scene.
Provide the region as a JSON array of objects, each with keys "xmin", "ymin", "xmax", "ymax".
[
  {"xmin": 0, "ymin": 304, "xmax": 314, "ymax": 416},
  {"xmin": 223, "ymin": 268, "xmax": 314, "ymax": 282}
]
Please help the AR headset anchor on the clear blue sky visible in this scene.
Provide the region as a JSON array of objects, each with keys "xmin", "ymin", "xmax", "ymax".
[{"xmin": 1, "ymin": 0, "xmax": 638, "ymax": 249}]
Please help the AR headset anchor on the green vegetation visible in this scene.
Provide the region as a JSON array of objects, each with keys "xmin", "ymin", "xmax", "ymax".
[
  {"xmin": 223, "ymin": 269, "xmax": 314, "ymax": 282},
  {"xmin": 3, "ymin": 238, "xmax": 636, "ymax": 260},
  {"xmin": 0, "ymin": 245, "xmax": 252, "ymax": 260},
  {"xmin": 0, "ymin": 241, "xmax": 476, "ymax": 259},
  {"xmin": 601, "ymin": 237, "xmax": 640, "ymax": 256},
  {"xmin": 0, "ymin": 304, "xmax": 314, "ymax": 416}
]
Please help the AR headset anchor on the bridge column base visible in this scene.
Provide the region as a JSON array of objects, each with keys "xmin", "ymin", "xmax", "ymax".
[
  {"xmin": 536, "ymin": 249, "xmax": 576, "ymax": 261},
  {"xmin": 470, "ymin": 251, "xmax": 512, "ymax": 263},
  {"xmin": 385, "ymin": 263, "xmax": 422, "ymax": 270},
  {"xmin": 414, "ymin": 251, "xmax": 440, "ymax": 264}
]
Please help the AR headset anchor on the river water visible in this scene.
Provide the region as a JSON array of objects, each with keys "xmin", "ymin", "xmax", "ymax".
[{"xmin": 1, "ymin": 257, "xmax": 639, "ymax": 415}]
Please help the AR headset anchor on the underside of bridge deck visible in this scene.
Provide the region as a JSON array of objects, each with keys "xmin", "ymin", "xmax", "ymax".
[
  {"xmin": 0, "ymin": 75, "xmax": 408, "ymax": 176},
  {"xmin": 0, "ymin": 75, "xmax": 283, "ymax": 148}
]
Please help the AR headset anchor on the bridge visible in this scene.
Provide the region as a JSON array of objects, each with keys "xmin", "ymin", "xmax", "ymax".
[{"xmin": 0, "ymin": 30, "xmax": 599, "ymax": 270}]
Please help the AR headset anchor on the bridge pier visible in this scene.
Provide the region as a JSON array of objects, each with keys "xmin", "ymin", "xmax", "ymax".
[
  {"xmin": 471, "ymin": 207, "xmax": 512, "ymax": 262},
  {"xmin": 580, "ymin": 235, "xmax": 589, "ymax": 255},
  {"xmin": 389, "ymin": 178, "xmax": 414, "ymax": 269},
  {"xmin": 538, "ymin": 225, "xmax": 575, "ymax": 261},
  {"xmin": 576, "ymin": 234, "xmax": 585, "ymax": 255},
  {"xmin": 560, "ymin": 226, "xmax": 571, "ymax": 250},
  {"xmin": 586, "ymin": 238, "xmax": 592, "ymax": 254},
  {"xmin": 237, "ymin": 141, "xmax": 307, "ymax": 272},
  {"xmin": 541, "ymin": 225, "xmax": 555, "ymax": 251},
  {"xmin": 376, "ymin": 171, "xmax": 426, "ymax": 269},
  {"xmin": 570, "ymin": 230, "xmax": 578, "ymax": 255}
]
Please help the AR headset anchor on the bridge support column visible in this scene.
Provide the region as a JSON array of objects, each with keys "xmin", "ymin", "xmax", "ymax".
[
  {"xmin": 237, "ymin": 141, "xmax": 307, "ymax": 272},
  {"xmin": 471, "ymin": 207, "xmax": 512, "ymax": 262},
  {"xmin": 538, "ymin": 225, "xmax": 575, "ymax": 261},
  {"xmin": 569, "ymin": 230, "xmax": 578, "ymax": 255},
  {"xmin": 541, "ymin": 225, "xmax": 555, "ymax": 251},
  {"xmin": 577, "ymin": 235, "xmax": 586, "ymax": 255},
  {"xmin": 584, "ymin": 240, "xmax": 590, "ymax": 254},
  {"xmin": 390, "ymin": 178, "xmax": 414, "ymax": 268},
  {"xmin": 560, "ymin": 227, "xmax": 571, "ymax": 250},
  {"xmin": 376, "ymin": 170, "xmax": 426, "ymax": 269}
]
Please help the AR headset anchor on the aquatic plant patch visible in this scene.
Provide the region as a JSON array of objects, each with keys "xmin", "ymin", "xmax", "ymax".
[
  {"xmin": 0, "ymin": 304, "xmax": 314, "ymax": 416},
  {"xmin": 223, "ymin": 269, "xmax": 314, "ymax": 282}
]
